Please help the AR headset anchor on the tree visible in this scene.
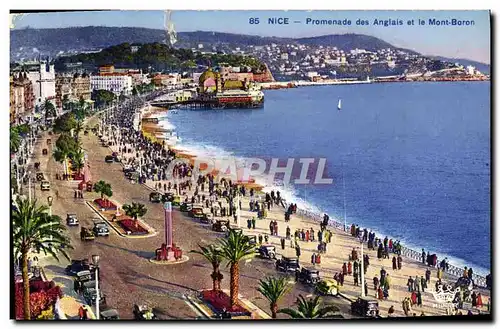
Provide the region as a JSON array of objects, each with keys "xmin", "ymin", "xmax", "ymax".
[
  {"xmin": 52, "ymin": 147, "xmax": 69, "ymax": 177},
  {"xmin": 279, "ymin": 295, "xmax": 341, "ymax": 319},
  {"xmin": 62, "ymin": 95, "xmax": 70, "ymax": 112},
  {"xmin": 71, "ymin": 148, "xmax": 85, "ymax": 174},
  {"xmin": 73, "ymin": 121, "xmax": 84, "ymax": 141},
  {"xmin": 44, "ymin": 100, "xmax": 57, "ymax": 120},
  {"xmin": 132, "ymin": 87, "xmax": 138, "ymax": 96},
  {"xmin": 122, "ymin": 202, "xmax": 147, "ymax": 228},
  {"xmin": 10, "ymin": 127, "xmax": 21, "ymax": 154},
  {"xmin": 92, "ymin": 89, "xmax": 115, "ymax": 108},
  {"xmin": 257, "ymin": 276, "xmax": 291, "ymax": 319},
  {"xmin": 93, "ymin": 180, "xmax": 113, "ymax": 200},
  {"xmin": 55, "ymin": 133, "xmax": 80, "ymax": 158},
  {"xmin": 217, "ymin": 229, "xmax": 256, "ymax": 310},
  {"xmin": 53, "ymin": 113, "xmax": 77, "ymax": 134},
  {"xmin": 190, "ymin": 244, "xmax": 224, "ymax": 292},
  {"xmin": 12, "ymin": 197, "xmax": 72, "ymax": 319}
]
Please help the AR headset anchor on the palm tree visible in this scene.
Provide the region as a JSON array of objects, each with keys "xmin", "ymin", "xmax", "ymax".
[
  {"xmin": 122, "ymin": 202, "xmax": 147, "ymax": 228},
  {"xmin": 71, "ymin": 149, "xmax": 85, "ymax": 175},
  {"xmin": 217, "ymin": 229, "xmax": 256, "ymax": 310},
  {"xmin": 73, "ymin": 120, "xmax": 84, "ymax": 141},
  {"xmin": 10, "ymin": 127, "xmax": 21, "ymax": 154},
  {"xmin": 44, "ymin": 99, "xmax": 56, "ymax": 120},
  {"xmin": 12, "ymin": 197, "xmax": 72, "ymax": 319},
  {"xmin": 190, "ymin": 244, "xmax": 224, "ymax": 292},
  {"xmin": 93, "ymin": 180, "xmax": 113, "ymax": 200},
  {"xmin": 279, "ymin": 295, "xmax": 341, "ymax": 319},
  {"xmin": 257, "ymin": 276, "xmax": 291, "ymax": 319},
  {"xmin": 52, "ymin": 147, "xmax": 69, "ymax": 177}
]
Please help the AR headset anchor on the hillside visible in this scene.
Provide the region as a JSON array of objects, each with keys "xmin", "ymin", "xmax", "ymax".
[
  {"xmin": 429, "ymin": 56, "xmax": 490, "ymax": 75},
  {"xmin": 11, "ymin": 26, "xmax": 416, "ymax": 59}
]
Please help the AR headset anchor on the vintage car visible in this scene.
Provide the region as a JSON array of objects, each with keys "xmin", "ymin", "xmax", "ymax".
[
  {"xmin": 66, "ymin": 213, "xmax": 79, "ymax": 226},
  {"xmin": 133, "ymin": 304, "xmax": 158, "ymax": 320},
  {"xmin": 40, "ymin": 181, "xmax": 51, "ymax": 191},
  {"xmin": 247, "ymin": 235, "xmax": 257, "ymax": 246},
  {"xmin": 189, "ymin": 206, "xmax": 209, "ymax": 222},
  {"xmin": 84, "ymin": 130, "xmax": 89, "ymax": 136},
  {"xmin": 93, "ymin": 221, "xmax": 110, "ymax": 237},
  {"xmin": 316, "ymin": 279, "xmax": 340, "ymax": 296},
  {"xmin": 80, "ymin": 227, "xmax": 95, "ymax": 241},
  {"xmin": 42, "ymin": 148, "xmax": 48, "ymax": 155},
  {"xmin": 298, "ymin": 267, "xmax": 321, "ymax": 284},
  {"xmin": 46, "ymin": 138, "xmax": 52, "ymax": 145},
  {"xmin": 258, "ymin": 245, "xmax": 277, "ymax": 259},
  {"xmin": 225, "ymin": 228, "xmax": 243, "ymax": 238},
  {"xmin": 104, "ymin": 155, "xmax": 114, "ymax": 163},
  {"xmin": 149, "ymin": 192, "xmax": 162, "ymax": 203},
  {"xmin": 351, "ymin": 297, "xmax": 379, "ymax": 318},
  {"xmin": 276, "ymin": 256, "xmax": 300, "ymax": 273},
  {"xmin": 65, "ymin": 259, "xmax": 93, "ymax": 276},
  {"xmin": 83, "ymin": 286, "xmax": 107, "ymax": 306},
  {"xmin": 36, "ymin": 172, "xmax": 45, "ymax": 182},
  {"xmin": 180, "ymin": 202, "xmax": 193, "ymax": 212},
  {"xmin": 101, "ymin": 309, "xmax": 120, "ymax": 320},
  {"xmin": 212, "ymin": 219, "xmax": 230, "ymax": 232}
]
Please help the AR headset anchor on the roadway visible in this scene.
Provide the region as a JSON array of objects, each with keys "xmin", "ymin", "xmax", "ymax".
[{"xmin": 24, "ymin": 127, "xmax": 353, "ymax": 319}]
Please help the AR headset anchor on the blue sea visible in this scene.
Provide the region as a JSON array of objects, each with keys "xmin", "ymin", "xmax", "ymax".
[{"xmin": 166, "ymin": 82, "xmax": 491, "ymax": 274}]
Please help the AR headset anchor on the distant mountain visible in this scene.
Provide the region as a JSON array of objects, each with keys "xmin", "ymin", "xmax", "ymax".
[
  {"xmin": 295, "ymin": 33, "xmax": 419, "ymax": 54},
  {"xmin": 10, "ymin": 26, "xmax": 418, "ymax": 60},
  {"xmin": 429, "ymin": 56, "xmax": 490, "ymax": 74}
]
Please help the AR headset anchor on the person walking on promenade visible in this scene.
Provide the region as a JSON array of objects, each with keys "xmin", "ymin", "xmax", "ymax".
[
  {"xmin": 290, "ymin": 237, "xmax": 295, "ymax": 248},
  {"xmin": 339, "ymin": 272, "xmax": 345, "ymax": 286},
  {"xmin": 247, "ymin": 219, "xmax": 252, "ymax": 229},
  {"xmin": 364, "ymin": 280, "xmax": 368, "ymax": 295},
  {"xmin": 407, "ymin": 276, "xmax": 414, "ymax": 292},
  {"xmin": 422, "ymin": 249, "xmax": 426, "ymax": 265},
  {"xmin": 421, "ymin": 276, "xmax": 427, "ymax": 292},
  {"xmin": 416, "ymin": 276, "xmax": 422, "ymax": 293},
  {"xmin": 269, "ymin": 222, "xmax": 273, "ymax": 235},
  {"xmin": 280, "ymin": 238, "xmax": 285, "ymax": 250},
  {"xmin": 342, "ymin": 263, "xmax": 348, "ymax": 276},
  {"xmin": 305, "ymin": 230, "xmax": 310, "ymax": 242},
  {"xmin": 252, "ymin": 217, "xmax": 256, "ymax": 229},
  {"xmin": 463, "ymin": 267, "xmax": 468, "ymax": 278},
  {"xmin": 417, "ymin": 291, "xmax": 423, "ymax": 307},
  {"xmin": 295, "ymin": 245, "xmax": 301, "ymax": 259},
  {"xmin": 397, "ymin": 255, "xmax": 403, "ymax": 270},
  {"xmin": 437, "ymin": 267, "xmax": 443, "ymax": 281},
  {"xmin": 377, "ymin": 287, "xmax": 384, "ymax": 300},
  {"xmin": 347, "ymin": 261, "xmax": 352, "ymax": 275},
  {"xmin": 363, "ymin": 254, "xmax": 370, "ymax": 273},
  {"xmin": 425, "ymin": 269, "xmax": 431, "ymax": 284},
  {"xmin": 353, "ymin": 270, "xmax": 359, "ymax": 286},
  {"xmin": 477, "ymin": 293, "xmax": 483, "ymax": 308},
  {"xmin": 373, "ymin": 276, "xmax": 379, "ymax": 291},
  {"xmin": 318, "ymin": 230, "xmax": 322, "ymax": 243},
  {"xmin": 392, "ymin": 256, "xmax": 397, "ymax": 270},
  {"xmin": 327, "ymin": 230, "xmax": 333, "ymax": 243},
  {"xmin": 351, "ymin": 248, "xmax": 358, "ymax": 261},
  {"xmin": 380, "ymin": 267, "xmax": 387, "ymax": 286},
  {"xmin": 264, "ymin": 234, "xmax": 269, "ymax": 244},
  {"xmin": 384, "ymin": 274, "xmax": 391, "ymax": 291},
  {"xmin": 468, "ymin": 267, "xmax": 474, "ymax": 280},
  {"xmin": 286, "ymin": 226, "xmax": 291, "ymax": 239},
  {"xmin": 377, "ymin": 244, "xmax": 383, "ymax": 260},
  {"xmin": 311, "ymin": 253, "xmax": 317, "ymax": 266},
  {"xmin": 274, "ymin": 221, "xmax": 278, "ymax": 236},
  {"xmin": 310, "ymin": 228, "xmax": 315, "ymax": 241}
]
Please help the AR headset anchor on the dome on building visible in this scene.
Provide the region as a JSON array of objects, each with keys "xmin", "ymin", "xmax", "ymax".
[{"xmin": 198, "ymin": 68, "xmax": 217, "ymax": 86}]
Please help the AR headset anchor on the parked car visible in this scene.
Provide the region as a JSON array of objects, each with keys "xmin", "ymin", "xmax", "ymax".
[
  {"xmin": 316, "ymin": 279, "xmax": 339, "ymax": 296},
  {"xmin": 80, "ymin": 227, "xmax": 95, "ymax": 241},
  {"xmin": 65, "ymin": 259, "xmax": 93, "ymax": 276},
  {"xmin": 101, "ymin": 309, "xmax": 120, "ymax": 320},
  {"xmin": 276, "ymin": 256, "xmax": 300, "ymax": 273},
  {"xmin": 104, "ymin": 155, "xmax": 114, "ymax": 163},
  {"xmin": 298, "ymin": 267, "xmax": 321, "ymax": 284},
  {"xmin": 93, "ymin": 221, "xmax": 110, "ymax": 237},
  {"xmin": 258, "ymin": 245, "xmax": 276, "ymax": 259},
  {"xmin": 351, "ymin": 297, "xmax": 379, "ymax": 317},
  {"xmin": 133, "ymin": 304, "xmax": 158, "ymax": 320},
  {"xmin": 83, "ymin": 287, "xmax": 107, "ymax": 306},
  {"xmin": 42, "ymin": 148, "xmax": 48, "ymax": 155},
  {"xmin": 40, "ymin": 181, "xmax": 51, "ymax": 191},
  {"xmin": 180, "ymin": 202, "xmax": 193, "ymax": 212},
  {"xmin": 36, "ymin": 172, "xmax": 45, "ymax": 181},
  {"xmin": 189, "ymin": 206, "xmax": 209, "ymax": 223},
  {"xmin": 149, "ymin": 192, "xmax": 161, "ymax": 203},
  {"xmin": 66, "ymin": 213, "xmax": 79, "ymax": 226},
  {"xmin": 212, "ymin": 219, "xmax": 230, "ymax": 232}
]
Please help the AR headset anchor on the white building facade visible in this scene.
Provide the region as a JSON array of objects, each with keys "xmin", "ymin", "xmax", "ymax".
[
  {"xmin": 90, "ymin": 75, "xmax": 133, "ymax": 95},
  {"xmin": 24, "ymin": 61, "xmax": 56, "ymax": 106}
]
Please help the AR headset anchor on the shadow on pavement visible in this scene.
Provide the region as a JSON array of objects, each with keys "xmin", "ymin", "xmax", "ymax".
[
  {"xmin": 45, "ymin": 264, "xmax": 68, "ymax": 276},
  {"xmin": 94, "ymin": 241, "xmax": 156, "ymax": 260}
]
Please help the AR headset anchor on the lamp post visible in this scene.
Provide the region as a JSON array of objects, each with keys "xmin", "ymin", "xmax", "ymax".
[
  {"xmin": 47, "ymin": 196, "xmax": 53, "ymax": 216},
  {"xmin": 359, "ymin": 236, "xmax": 365, "ymax": 297},
  {"xmin": 91, "ymin": 254, "xmax": 101, "ymax": 319},
  {"xmin": 28, "ymin": 171, "xmax": 32, "ymax": 203},
  {"xmin": 236, "ymin": 192, "xmax": 241, "ymax": 228}
]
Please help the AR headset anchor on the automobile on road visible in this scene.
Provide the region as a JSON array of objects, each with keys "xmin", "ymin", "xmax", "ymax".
[
  {"xmin": 105, "ymin": 155, "xmax": 114, "ymax": 163},
  {"xmin": 66, "ymin": 213, "xmax": 79, "ymax": 226},
  {"xmin": 275, "ymin": 256, "xmax": 300, "ymax": 273},
  {"xmin": 80, "ymin": 227, "xmax": 95, "ymax": 241},
  {"xmin": 40, "ymin": 181, "xmax": 51, "ymax": 191},
  {"xmin": 93, "ymin": 221, "xmax": 110, "ymax": 237},
  {"xmin": 258, "ymin": 245, "xmax": 276, "ymax": 259},
  {"xmin": 350, "ymin": 297, "xmax": 379, "ymax": 317}
]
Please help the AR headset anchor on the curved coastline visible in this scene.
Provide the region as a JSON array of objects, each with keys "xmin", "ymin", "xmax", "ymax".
[{"xmin": 137, "ymin": 104, "xmax": 489, "ymax": 285}]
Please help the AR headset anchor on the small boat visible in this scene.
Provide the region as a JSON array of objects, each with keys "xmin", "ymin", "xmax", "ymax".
[{"xmin": 337, "ymin": 99, "xmax": 342, "ymax": 111}]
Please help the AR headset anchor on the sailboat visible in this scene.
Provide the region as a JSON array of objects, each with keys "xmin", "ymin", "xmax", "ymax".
[{"xmin": 337, "ymin": 99, "xmax": 342, "ymax": 111}]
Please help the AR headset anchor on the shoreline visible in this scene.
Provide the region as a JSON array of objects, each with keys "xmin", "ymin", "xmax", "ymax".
[{"xmin": 137, "ymin": 99, "xmax": 490, "ymax": 283}]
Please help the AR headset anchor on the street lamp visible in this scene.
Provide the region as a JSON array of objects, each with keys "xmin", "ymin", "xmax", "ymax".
[
  {"xmin": 359, "ymin": 236, "xmax": 365, "ymax": 297},
  {"xmin": 47, "ymin": 196, "xmax": 53, "ymax": 216},
  {"xmin": 91, "ymin": 254, "xmax": 101, "ymax": 320},
  {"xmin": 28, "ymin": 171, "xmax": 32, "ymax": 203}
]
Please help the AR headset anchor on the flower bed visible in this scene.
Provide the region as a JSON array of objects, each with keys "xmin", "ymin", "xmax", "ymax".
[
  {"xmin": 15, "ymin": 280, "xmax": 63, "ymax": 319},
  {"xmin": 201, "ymin": 290, "xmax": 249, "ymax": 314},
  {"xmin": 94, "ymin": 198, "xmax": 117, "ymax": 210},
  {"xmin": 117, "ymin": 218, "xmax": 149, "ymax": 235}
]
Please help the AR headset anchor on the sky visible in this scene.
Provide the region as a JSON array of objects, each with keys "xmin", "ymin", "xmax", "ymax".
[{"xmin": 11, "ymin": 10, "xmax": 490, "ymax": 64}]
